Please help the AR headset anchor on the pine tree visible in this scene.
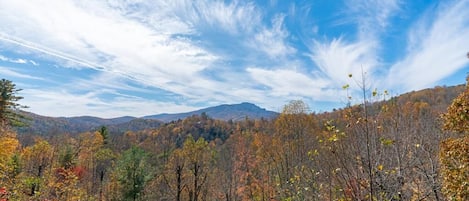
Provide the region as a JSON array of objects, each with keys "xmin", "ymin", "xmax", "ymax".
[
  {"xmin": 0, "ymin": 79, "xmax": 27, "ymax": 127},
  {"xmin": 116, "ymin": 146, "xmax": 152, "ymax": 201}
]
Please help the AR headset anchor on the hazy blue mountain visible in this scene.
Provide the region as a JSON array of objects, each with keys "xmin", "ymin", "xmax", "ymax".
[
  {"xmin": 143, "ymin": 102, "xmax": 279, "ymax": 122},
  {"xmin": 16, "ymin": 113, "xmax": 163, "ymax": 135},
  {"xmin": 61, "ymin": 115, "xmax": 136, "ymax": 126},
  {"xmin": 16, "ymin": 102, "xmax": 278, "ymax": 135}
]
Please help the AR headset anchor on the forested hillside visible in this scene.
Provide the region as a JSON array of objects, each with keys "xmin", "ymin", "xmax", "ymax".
[
  {"xmin": 143, "ymin": 102, "xmax": 278, "ymax": 122},
  {"xmin": 14, "ymin": 102, "xmax": 277, "ymax": 137},
  {"xmin": 14, "ymin": 113, "xmax": 163, "ymax": 139},
  {"xmin": 0, "ymin": 82, "xmax": 467, "ymax": 200}
]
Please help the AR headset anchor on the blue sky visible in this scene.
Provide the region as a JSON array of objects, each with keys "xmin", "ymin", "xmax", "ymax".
[{"xmin": 0, "ymin": 0, "xmax": 468, "ymax": 118}]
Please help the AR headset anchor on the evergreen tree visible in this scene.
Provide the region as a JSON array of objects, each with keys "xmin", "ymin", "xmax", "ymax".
[
  {"xmin": 116, "ymin": 146, "xmax": 152, "ymax": 201},
  {"xmin": 0, "ymin": 79, "xmax": 27, "ymax": 127}
]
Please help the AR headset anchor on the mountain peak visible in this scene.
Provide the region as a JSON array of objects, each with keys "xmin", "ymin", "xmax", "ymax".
[{"xmin": 144, "ymin": 102, "xmax": 277, "ymax": 122}]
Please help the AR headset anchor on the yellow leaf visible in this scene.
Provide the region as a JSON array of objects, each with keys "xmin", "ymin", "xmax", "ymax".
[{"xmin": 377, "ymin": 165, "xmax": 383, "ymax": 171}]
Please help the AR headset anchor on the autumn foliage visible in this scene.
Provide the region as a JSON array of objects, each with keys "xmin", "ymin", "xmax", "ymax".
[
  {"xmin": 0, "ymin": 78, "xmax": 468, "ymax": 200},
  {"xmin": 439, "ymin": 136, "xmax": 469, "ymax": 200},
  {"xmin": 439, "ymin": 76, "xmax": 469, "ymax": 201}
]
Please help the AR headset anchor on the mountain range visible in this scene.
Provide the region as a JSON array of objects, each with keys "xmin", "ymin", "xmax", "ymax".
[
  {"xmin": 143, "ymin": 102, "xmax": 278, "ymax": 122},
  {"xmin": 16, "ymin": 102, "xmax": 278, "ymax": 135},
  {"xmin": 15, "ymin": 83, "xmax": 466, "ymax": 136}
]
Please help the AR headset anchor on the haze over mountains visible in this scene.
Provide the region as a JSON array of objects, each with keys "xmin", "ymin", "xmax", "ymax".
[{"xmin": 17, "ymin": 102, "xmax": 278, "ymax": 135}]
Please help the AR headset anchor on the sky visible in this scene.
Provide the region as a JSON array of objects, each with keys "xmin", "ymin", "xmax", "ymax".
[{"xmin": 0, "ymin": 0, "xmax": 469, "ymax": 118}]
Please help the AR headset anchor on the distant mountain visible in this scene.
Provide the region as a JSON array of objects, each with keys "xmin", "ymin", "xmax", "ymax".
[
  {"xmin": 15, "ymin": 102, "xmax": 277, "ymax": 135},
  {"xmin": 16, "ymin": 113, "xmax": 162, "ymax": 135},
  {"xmin": 61, "ymin": 115, "xmax": 136, "ymax": 126},
  {"xmin": 143, "ymin": 102, "xmax": 279, "ymax": 122}
]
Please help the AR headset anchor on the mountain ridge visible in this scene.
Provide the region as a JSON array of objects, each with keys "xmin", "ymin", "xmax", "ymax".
[
  {"xmin": 15, "ymin": 82, "xmax": 465, "ymax": 136},
  {"xmin": 143, "ymin": 102, "xmax": 278, "ymax": 122},
  {"xmin": 16, "ymin": 102, "xmax": 278, "ymax": 135}
]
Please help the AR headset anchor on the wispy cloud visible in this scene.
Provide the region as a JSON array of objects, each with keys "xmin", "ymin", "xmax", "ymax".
[
  {"xmin": 309, "ymin": 0, "xmax": 400, "ymax": 74},
  {"xmin": 0, "ymin": 0, "xmax": 300, "ymax": 115},
  {"xmin": 193, "ymin": 1, "xmax": 261, "ymax": 34},
  {"xmin": 308, "ymin": 38, "xmax": 378, "ymax": 86},
  {"xmin": 249, "ymin": 14, "xmax": 295, "ymax": 59},
  {"xmin": 387, "ymin": 0, "xmax": 469, "ymax": 91},
  {"xmin": 20, "ymin": 88, "xmax": 199, "ymax": 118},
  {"xmin": 0, "ymin": 54, "xmax": 38, "ymax": 65},
  {"xmin": 0, "ymin": 0, "xmax": 217, "ymax": 92},
  {"xmin": 0, "ymin": 66, "xmax": 45, "ymax": 80},
  {"xmin": 301, "ymin": 0, "xmax": 404, "ymax": 105},
  {"xmin": 0, "ymin": 0, "xmax": 467, "ymax": 117},
  {"xmin": 0, "ymin": 34, "xmax": 103, "ymax": 70},
  {"xmin": 247, "ymin": 67, "xmax": 334, "ymax": 100},
  {"xmin": 343, "ymin": 0, "xmax": 401, "ymax": 39}
]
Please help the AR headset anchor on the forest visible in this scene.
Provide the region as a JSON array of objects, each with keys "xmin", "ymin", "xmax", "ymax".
[{"xmin": 0, "ymin": 76, "xmax": 468, "ymax": 201}]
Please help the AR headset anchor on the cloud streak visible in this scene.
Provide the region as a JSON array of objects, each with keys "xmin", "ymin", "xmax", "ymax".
[
  {"xmin": 20, "ymin": 88, "xmax": 199, "ymax": 118},
  {"xmin": 344, "ymin": 0, "xmax": 401, "ymax": 38},
  {"xmin": 309, "ymin": 38, "xmax": 377, "ymax": 86},
  {"xmin": 0, "ymin": 66, "xmax": 45, "ymax": 80},
  {"xmin": 387, "ymin": 0, "xmax": 469, "ymax": 91},
  {"xmin": 0, "ymin": 54, "xmax": 38, "ymax": 65},
  {"xmin": 307, "ymin": 0, "xmax": 401, "ymax": 92}
]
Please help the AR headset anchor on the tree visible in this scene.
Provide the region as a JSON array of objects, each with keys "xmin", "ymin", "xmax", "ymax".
[
  {"xmin": 21, "ymin": 139, "xmax": 53, "ymax": 197},
  {"xmin": 98, "ymin": 126, "xmax": 110, "ymax": 145},
  {"xmin": 0, "ymin": 129, "xmax": 20, "ymax": 191},
  {"xmin": 442, "ymin": 76, "xmax": 469, "ymax": 135},
  {"xmin": 161, "ymin": 135, "xmax": 215, "ymax": 201},
  {"xmin": 440, "ymin": 75, "xmax": 469, "ymax": 200},
  {"xmin": 273, "ymin": 100, "xmax": 320, "ymax": 200},
  {"xmin": 115, "ymin": 146, "xmax": 152, "ymax": 201},
  {"xmin": 0, "ymin": 79, "xmax": 27, "ymax": 127},
  {"xmin": 76, "ymin": 131, "xmax": 105, "ymax": 197},
  {"xmin": 439, "ymin": 136, "xmax": 469, "ymax": 200}
]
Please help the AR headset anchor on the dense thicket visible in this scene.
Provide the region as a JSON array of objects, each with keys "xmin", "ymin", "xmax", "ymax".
[{"xmin": 0, "ymin": 81, "xmax": 466, "ymax": 201}]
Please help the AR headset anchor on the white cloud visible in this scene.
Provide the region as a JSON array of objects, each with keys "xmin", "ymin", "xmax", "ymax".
[
  {"xmin": 247, "ymin": 67, "xmax": 336, "ymax": 101},
  {"xmin": 0, "ymin": 54, "xmax": 37, "ymax": 65},
  {"xmin": 0, "ymin": 33, "xmax": 106, "ymax": 70},
  {"xmin": 194, "ymin": 1, "xmax": 261, "ymax": 34},
  {"xmin": 15, "ymin": 59, "xmax": 27, "ymax": 64},
  {"xmin": 309, "ymin": 38, "xmax": 378, "ymax": 86},
  {"xmin": 104, "ymin": 0, "xmax": 262, "ymax": 36},
  {"xmin": 69, "ymin": 72, "xmax": 159, "ymax": 95},
  {"xmin": 387, "ymin": 0, "xmax": 469, "ymax": 91},
  {"xmin": 344, "ymin": 0, "xmax": 401, "ymax": 39},
  {"xmin": 29, "ymin": 60, "xmax": 39, "ymax": 66},
  {"xmin": 302, "ymin": 0, "xmax": 402, "ymax": 104},
  {"xmin": 20, "ymin": 88, "xmax": 199, "ymax": 118},
  {"xmin": 105, "ymin": 0, "xmax": 195, "ymax": 35},
  {"xmin": 0, "ymin": 0, "xmax": 276, "ymax": 108},
  {"xmin": 250, "ymin": 14, "xmax": 295, "ymax": 59},
  {"xmin": 307, "ymin": 0, "xmax": 400, "ymax": 82},
  {"xmin": 0, "ymin": 0, "xmax": 216, "ymax": 85},
  {"xmin": 0, "ymin": 0, "xmax": 308, "ymax": 114}
]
